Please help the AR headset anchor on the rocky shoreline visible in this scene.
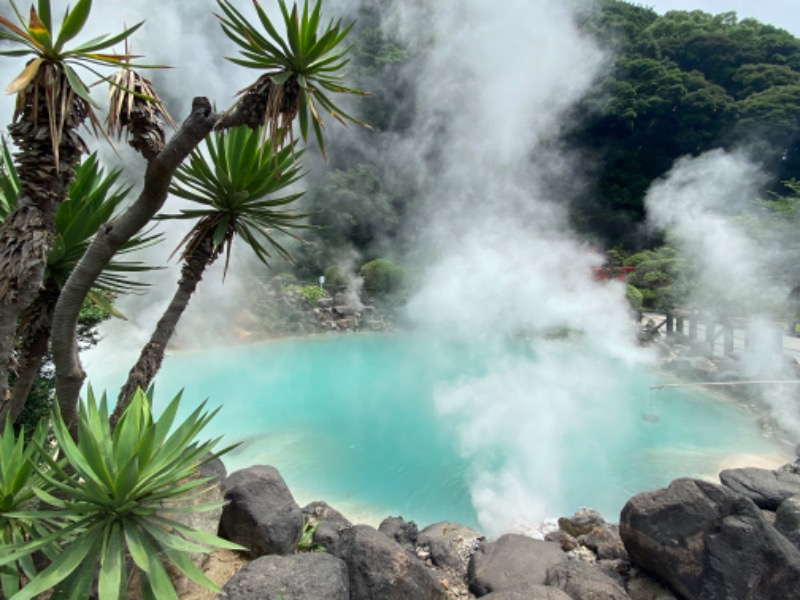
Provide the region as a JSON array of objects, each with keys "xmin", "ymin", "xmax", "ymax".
[
  {"xmin": 172, "ymin": 293, "xmax": 800, "ymax": 598},
  {"xmin": 178, "ymin": 457, "xmax": 800, "ymax": 600}
]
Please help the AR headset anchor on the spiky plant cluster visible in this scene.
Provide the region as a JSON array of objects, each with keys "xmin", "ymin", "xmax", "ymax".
[
  {"xmin": 1, "ymin": 0, "xmax": 170, "ymax": 166},
  {"xmin": 166, "ymin": 125, "xmax": 311, "ymax": 277},
  {"xmin": 107, "ymin": 44, "xmax": 177, "ymax": 160},
  {"xmin": 215, "ymin": 0, "xmax": 371, "ymax": 158}
]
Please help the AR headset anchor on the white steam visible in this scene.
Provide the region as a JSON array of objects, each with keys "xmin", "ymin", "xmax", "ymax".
[
  {"xmin": 644, "ymin": 150, "xmax": 800, "ymax": 438},
  {"xmin": 387, "ymin": 1, "xmax": 650, "ymax": 535}
]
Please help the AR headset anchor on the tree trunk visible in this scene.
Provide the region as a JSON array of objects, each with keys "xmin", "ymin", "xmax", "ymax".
[
  {"xmin": 0, "ymin": 283, "xmax": 58, "ymax": 424},
  {"xmin": 51, "ymin": 98, "xmax": 219, "ymax": 427},
  {"xmin": 112, "ymin": 235, "xmax": 216, "ymax": 426},
  {"xmin": 0, "ymin": 65, "xmax": 86, "ymax": 409},
  {"xmin": 51, "ymin": 97, "xmax": 270, "ymax": 427}
]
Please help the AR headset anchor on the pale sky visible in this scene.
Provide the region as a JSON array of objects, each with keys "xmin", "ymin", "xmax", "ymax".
[{"xmin": 647, "ymin": 0, "xmax": 800, "ymax": 36}]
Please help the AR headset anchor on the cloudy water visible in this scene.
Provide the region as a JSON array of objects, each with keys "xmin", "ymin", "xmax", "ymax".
[{"xmin": 89, "ymin": 334, "xmax": 784, "ymax": 533}]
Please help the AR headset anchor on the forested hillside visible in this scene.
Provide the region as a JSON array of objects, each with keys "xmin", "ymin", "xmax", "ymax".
[{"xmin": 295, "ymin": 0, "xmax": 800, "ymax": 274}]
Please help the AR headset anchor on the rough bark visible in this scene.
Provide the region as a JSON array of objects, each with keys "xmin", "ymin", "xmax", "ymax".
[
  {"xmin": 51, "ymin": 91, "xmax": 276, "ymax": 427},
  {"xmin": 0, "ymin": 65, "xmax": 86, "ymax": 410},
  {"xmin": 112, "ymin": 235, "xmax": 216, "ymax": 425},
  {"xmin": 52, "ymin": 97, "xmax": 219, "ymax": 427},
  {"xmin": 0, "ymin": 283, "xmax": 58, "ymax": 424}
]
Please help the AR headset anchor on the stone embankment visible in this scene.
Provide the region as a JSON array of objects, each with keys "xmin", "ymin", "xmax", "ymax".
[{"xmin": 186, "ymin": 458, "xmax": 800, "ymax": 600}]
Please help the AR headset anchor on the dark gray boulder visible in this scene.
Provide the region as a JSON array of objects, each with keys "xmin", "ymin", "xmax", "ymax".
[
  {"xmin": 775, "ymin": 495, "xmax": 800, "ymax": 550},
  {"xmin": 221, "ymin": 553, "xmax": 349, "ymax": 600},
  {"xmin": 219, "ymin": 465, "xmax": 303, "ymax": 556},
  {"xmin": 302, "ymin": 501, "xmax": 352, "ymax": 554},
  {"xmin": 417, "ymin": 521, "xmax": 484, "ymax": 572},
  {"xmin": 467, "ymin": 534, "xmax": 566, "ymax": 596},
  {"xmin": 332, "ymin": 524, "xmax": 447, "ymax": 600},
  {"xmin": 545, "ymin": 560, "xmax": 630, "ymax": 599},
  {"xmin": 719, "ymin": 467, "xmax": 800, "ymax": 509},
  {"xmin": 378, "ymin": 515, "xmax": 418, "ymax": 552},
  {"xmin": 620, "ymin": 477, "xmax": 800, "ymax": 600},
  {"xmin": 481, "ymin": 583, "xmax": 572, "ymax": 599}
]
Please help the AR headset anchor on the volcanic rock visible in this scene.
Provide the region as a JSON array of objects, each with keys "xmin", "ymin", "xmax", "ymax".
[
  {"xmin": 619, "ymin": 477, "xmax": 800, "ymax": 600},
  {"xmin": 221, "ymin": 553, "xmax": 349, "ymax": 600},
  {"xmin": 219, "ymin": 465, "xmax": 303, "ymax": 556},
  {"xmin": 719, "ymin": 466, "xmax": 800, "ymax": 509},
  {"xmin": 545, "ymin": 560, "xmax": 630, "ymax": 599},
  {"xmin": 467, "ymin": 534, "xmax": 566, "ymax": 596},
  {"xmin": 417, "ymin": 521, "xmax": 484, "ymax": 573},
  {"xmin": 332, "ymin": 524, "xmax": 447, "ymax": 600}
]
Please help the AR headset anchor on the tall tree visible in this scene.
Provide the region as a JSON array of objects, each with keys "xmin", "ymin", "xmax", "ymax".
[
  {"xmin": 0, "ymin": 143, "xmax": 159, "ymax": 424},
  {"xmin": 0, "ymin": 0, "xmax": 170, "ymax": 420},
  {"xmin": 114, "ymin": 126, "xmax": 308, "ymax": 420}
]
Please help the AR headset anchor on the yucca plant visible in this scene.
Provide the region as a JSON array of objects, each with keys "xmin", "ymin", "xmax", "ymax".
[
  {"xmin": 0, "ymin": 387, "xmax": 243, "ymax": 600},
  {"xmin": 215, "ymin": 0, "xmax": 371, "ymax": 158},
  {"xmin": 0, "ymin": 139, "xmax": 162, "ymax": 426},
  {"xmin": 1, "ymin": 0, "xmax": 165, "ymax": 165},
  {"xmin": 0, "ymin": 0, "xmax": 167, "ymax": 416},
  {"xmin": 0, "ymin": 419, "xmax": 58, "ymax": 599},
  {"xmin": 114, "ymin": 125, "xmax": 310, "ymax": 418}
]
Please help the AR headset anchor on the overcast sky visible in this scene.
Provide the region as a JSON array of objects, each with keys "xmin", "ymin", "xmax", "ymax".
[{"xmin": 647, "ymin": 0, "xmax": 800, "ymax": 35}]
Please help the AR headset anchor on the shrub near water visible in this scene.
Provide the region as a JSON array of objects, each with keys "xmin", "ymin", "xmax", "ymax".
[
  {"xmin": 286, "ymin": 284, "xmax": 326, "ymax": 307},
  {"xmin": 360, "ymin": 259, "xmax": 405, "ymax": 295},
  {"xmin": 0, "ymin": 388, "xmax": 242, "ymax": 600},
  {"xmin": 323, "ymin": 264, "xmax": 348, "ymax": 288}
]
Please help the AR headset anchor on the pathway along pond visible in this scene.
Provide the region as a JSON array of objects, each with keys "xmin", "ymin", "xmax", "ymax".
[{"xmin": 90, "ymin": 333, "xmax": 787, "ymax": 532}]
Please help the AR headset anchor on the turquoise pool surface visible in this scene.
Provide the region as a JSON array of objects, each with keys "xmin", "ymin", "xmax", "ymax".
[{"xmin": 89, "ymin": 334, "xmax": 784, "ymax": 531}]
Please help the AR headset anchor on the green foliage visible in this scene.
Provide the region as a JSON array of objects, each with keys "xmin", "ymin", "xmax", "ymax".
[
  {"xmin": 625, "ymin": 284, "xmax": 643, "ymax": 310},
  {"xmin": 215, "ymin": 0, "xmax": 370, "ymax": 158},
  {"xmin": 0, "ymin": 388, "xmax": 243, "ymax": 600},
  {"xmin": 0, "ymin": 420, "xmax": 57, "ymax": 598},
  {"xmin": 0, "ymin": 141, "xmax": 161, "ymax": 305},
  {"xmin": 296, "ymin": 516, "xmax": 325, "ymax": 553},
  {"xmin": 626, "ymin": 246, "xmax": 690, "ymax": 311},
  {"xmin": 568, "ymin": 1, "xmax": 800, "ymax": 247},
  {"xmin": 285, "ymin": 284, "xmax": 325, "ymax": 307},
  {"xmin": 166, "ymin": 125, "xmax": 311, "ymax": 275},
  {"xmin": 0, "ymin": 0, "xmax": 162, "ymax": 165},
  {"xmin": 360, "ymin": 259, "xmax": 405, "ymax": 295},
  {"xmin": 323, "ymin": 265, "xmax": 347, "ymax": 287}
]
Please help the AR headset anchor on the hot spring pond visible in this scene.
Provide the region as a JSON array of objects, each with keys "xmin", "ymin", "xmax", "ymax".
[{"xmin": 91, "ymin": 334, "xmax": 785, "ymax": 531}]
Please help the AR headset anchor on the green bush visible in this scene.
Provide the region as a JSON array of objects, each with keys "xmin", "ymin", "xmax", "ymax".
[
  {"xmin": 625, "ymin": 285, "xmax": 643, "ymax": 310},
  {"xmin": 323, "ymin": 265, "xmax": 347, "ymax": 288},
  {"xmin": 622, "ymin": 251, "xmax": 652, "ymax": 268},
  {"xmin": 0, "ymin": 388, "xmax": 242, "ymax": 600},
  {"xmin": 360, "ymin": 259, "xmax": 405, "ymax": 295},
  {"xmin": 285, "ymin": 284, "xmax": 326, "ymax": 307},
  {"xmin": 640, "ymin": 287, "xmax": 659, "ymax": 308}
]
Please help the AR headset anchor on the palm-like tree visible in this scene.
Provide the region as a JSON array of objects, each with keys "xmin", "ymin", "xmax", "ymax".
[
  {"xmin": 0, "ymin": 140, "xmax": 160, "ymax": 425},
  {"xmin": 114, "ymin": 125, "xmax": 310, "ymax": 420},
  {"xmin": 0, "ymin": 0, "xmax": 169, "ymax": 408},
  {"xmin": 215, "ymin": 0, "xmax": 371, "ymax": 158}
]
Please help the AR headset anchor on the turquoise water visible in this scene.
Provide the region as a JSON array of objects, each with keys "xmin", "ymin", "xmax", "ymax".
[{"xmin": 90, "ymin": 334, "xmax": 783, "ymax": 531}]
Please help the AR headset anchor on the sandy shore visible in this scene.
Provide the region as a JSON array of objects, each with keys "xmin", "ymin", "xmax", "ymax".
[{"xmin": 716, "ymin": 452, "xmax": 793, "ymax": 473}]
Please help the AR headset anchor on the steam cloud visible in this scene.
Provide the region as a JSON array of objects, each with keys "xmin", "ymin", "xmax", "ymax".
[
  {"xmin": 644, "ymin": 150, "xmax": 800, "ymax": 437},
  {"xmin": 381, "ymin": 0, "xmax": 651, "ymax": 535}
]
